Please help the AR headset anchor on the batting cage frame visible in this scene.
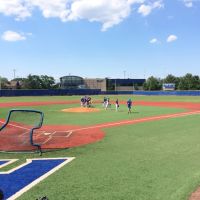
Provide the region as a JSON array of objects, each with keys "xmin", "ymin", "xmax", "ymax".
[{"xmin": 0, "ymin": 109, "xmax": 44, "ymax": 155}]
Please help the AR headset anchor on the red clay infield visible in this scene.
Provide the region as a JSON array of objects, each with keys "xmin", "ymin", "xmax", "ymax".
[
  {"xmin": 0, "ymin": 100, "xmax": 200, "ymax": 152},
  {"xmin": 1, "ymin": 110, "xmax": 200, "ymax": 153},
  {"xmin": 0, "ymin": 123, "xmax": 105, "ymax": 152},
  {"xmin": 62, "ymin": 107, "xmax": 100, "ymax": 112}
]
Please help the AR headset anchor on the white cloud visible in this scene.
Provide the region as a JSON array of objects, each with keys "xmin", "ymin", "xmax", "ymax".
[
  {"xmin": 0, "ymin": 0, "xmax": 32, "ymax": 20},
  {"xmin": 1, "ymin": 31, "xmax": 26, "ymax": 42},
  {"xmin": 27, "ymin": 0, "xmax": 70, "ymax": 22},
  {"xmin": 127, "ymin": 0, "xmax": 145, "ymax": 4},
  {"xmin": 150, "ymin": 38, "xmax": 159, "ymax": 44},
  {"xmin": 138, "ymin": 0, "xmax": 163, "ymax": 16},
  {"xmin": 138, "ymin": 4, "xmax": 152, "ymax": 16},
  {"xmin": 0, "ymin": 0, "xmax": 165, "ymax": 31},
  {"xmin": 183, "ymin": 0, "xmax": 193, "ymax": 7},
  {"xmin": 167, "ymin": 34, "xmax": 178, "ymax": 43},
  {"xmin": 68, "ymin": 0, "xmax": 135, "ymax": 31}
]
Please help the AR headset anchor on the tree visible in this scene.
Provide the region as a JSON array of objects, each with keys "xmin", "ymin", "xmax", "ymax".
[
  {"xmin": 143, "ymin": 76, "xmax": 162, "ymax": 90},
  {"xmin": 40, "ymin": 75, "xmax": 55, "ymax": 89},
  {"xmin": 23, "ymin": 74, "xmax": 56, "ymax": 89},
  {"xmin": 192, "ymin": 75, "xmax": 200, "ymax": 90},
  {"xmin": 178, "ymin": 73, "xmax": 200, "ymax": 90},
  {"xmin": 11, "ymin": 78, "xmax": 27, "ymax": 89},
  {"xmin": 163, "ymin": 74, "xmax": 180, "ymax": 89},
  {"xmin": 0, "ymin": 77, "xmax": 9, "ymax": 89},
  {"xmin": 24, "ymin": 75, "xmax": 42, "ymax": 89}
]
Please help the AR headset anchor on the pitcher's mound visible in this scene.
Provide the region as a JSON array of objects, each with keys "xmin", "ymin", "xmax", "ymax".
[{"xmin": 62, "ymin": 107, "xmax": 100, "ymax": 113}]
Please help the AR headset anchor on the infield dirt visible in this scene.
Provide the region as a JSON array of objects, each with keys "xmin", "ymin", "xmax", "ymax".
[{"xmin": 62, "ymin": 107, "xmax": 100, "ymax": 113}]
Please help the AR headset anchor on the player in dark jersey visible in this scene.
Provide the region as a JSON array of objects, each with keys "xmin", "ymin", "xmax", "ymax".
[
  {"xmin": 81, "ymin": 96, "xmax": 87, "ymax": 107},
  {"xmin": 80, "ymin": 96, "xmax": 86, "ymax": 107},
  {"xmin": 115, "ymin": 99, "xmax": 119, "ymax": 111},
  {"xmin": 86, "ymin": 96, "xmax": 92, "ymax": 107},
  {"xmin": 103, "ymin": 96, "xmax": 107, "ymax": 108},
  {"xmin": 127, "ymin": 98, "xmax": 132, "ymax": 114}
]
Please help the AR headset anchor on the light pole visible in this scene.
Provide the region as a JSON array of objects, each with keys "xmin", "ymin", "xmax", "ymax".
[
  {"xmin": 13, "ymin": 69, "xmax": 16, "ymax": 79},
  {"xmin": 123, "ymin": 70, "xmax": 126, "ymax": 79}
]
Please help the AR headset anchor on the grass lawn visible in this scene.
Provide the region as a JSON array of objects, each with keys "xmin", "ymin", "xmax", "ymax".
[
  {"xmin": 0, "ymin": 95, "xmax": 200, "ymax": 103},
  {"xmin": 0, "ymin": 103, "xmax": 185, "ymax": 126},
  {"xmin": 0, "ymin": 95, "xmax": 200, "ymax": 200},
  {"xmin": 1, "ymin": 114, "xmax": 200, "ymax": 200}
]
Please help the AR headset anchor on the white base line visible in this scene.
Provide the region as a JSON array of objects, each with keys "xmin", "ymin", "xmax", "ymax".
[
  {"xmin": 41, "ymin": 131, "xmax": 73, "ymax": 145},
  {"xmin": 1, "ymin": 110, "xmax": 200, "ymax": 135},
  {"xmin": 66, "ymin": 110, "xmax": 200, "ymax": 132},
  {"xmin": 0, "ymin": 120, "xmax": 30, "ymax": 131}
]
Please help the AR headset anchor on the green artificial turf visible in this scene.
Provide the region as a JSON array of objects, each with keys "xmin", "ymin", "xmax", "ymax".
[
  {"xmin": 0, "ymin": 95, "xmax": 200, "ymax": 200},
  {"xmin": 0, "ymin": 103, "xmax": 185, "ymax": 126},
  {"xmin": 0, "ymin": 95, "xmax": 200, "ymax": 103},
  {"xmin": 1, "ymin": 114, "xmax": 200, "ymax": 200}
]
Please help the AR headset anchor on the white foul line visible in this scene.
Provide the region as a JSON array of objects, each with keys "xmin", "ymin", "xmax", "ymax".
[
  {"xmin": 66, "ymin": 110, "xmax": 200, "ymax": 133},
  {"xmin": 1, "ymin": 110, "xmax": 200, "ymax": 136},
  {"xmin": 0, "ymin": 120, "xmax": 30, "ymax": 131}
]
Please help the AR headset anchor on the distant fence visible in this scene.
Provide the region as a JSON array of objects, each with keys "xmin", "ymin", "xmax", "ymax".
[
  {"xmin": 102, "ymin": 90, "xmax": 200, "ymax": 96},
  {"xmin": 1, "ymin": 89, "xmax": 200, "ymax": 97},
  {"xmin": 0, "ymin": 89, "xmax": 101, "ymax": 97},
  {"xmin": 132, "ymin": 91, "xmax": 200, "ymax": 96}
]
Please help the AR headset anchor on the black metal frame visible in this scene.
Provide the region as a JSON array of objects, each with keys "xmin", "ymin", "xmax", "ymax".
[{"xmin": 0, "ymin": 109, "xmax": 44, "ymax": 155}]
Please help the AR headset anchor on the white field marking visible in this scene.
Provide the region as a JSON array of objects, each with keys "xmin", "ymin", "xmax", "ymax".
[
  {"xmin": 66, "ymin": 131, "xmax": 73, "ymax": 138},
  {"xmin": 0, "ymin": 157, "xmax": 74, "ymax": 174},
  {"xmin": 50, "ymin": 131, "xmax": 73, "ymax": 137},
  {"xmin": 40, "ymin": 131, "xmax": 73, "ymax": 145},
  {"xmin": 34, "ymin": 131, "xmax": 46, "ymax": 139},
  {"xmin": 0, "ymin": 120, "xmax": 30, "ymax": 131},
  {"xmin": 22, "ymin": 139, "xmax": 29, "ymax": 145},
  {"xmin": 44, "ymin": 132, "xmax": 52, "ymax": 136},
  {"xmin": 65, "ymin": 110, "xmax": 200, "ymax": 133},
  {"xmin": 0, "ymin": 157, "xmax": 75, "ymax": 200},
  {"xmin": 50, "ymin": 131, "xmax": 57, "ymax": 136},
  {"xmin": 39, "ymin": 131, "xmax": 58, "ymax": 144},
  {"xmin": 1, "ymin": 110, "xmax": 200, "ymax": 139},
  {"xmin": 0, "ymin": 119, "xmax": 73, "ymax": 138},
  {"xmin": 0, "ymin": 159, "xmax": 18, "ymax": 169},
  {"xmin": 40, "ymin": 137, "xmax": 52, "ymax": 145},
  {"xmin": 19, "ymin": 130, "xmax": 30, "ymax": 137},
  {"xmin": 0, "ymin": 119, "xmax": 31, "ymax": 137}
]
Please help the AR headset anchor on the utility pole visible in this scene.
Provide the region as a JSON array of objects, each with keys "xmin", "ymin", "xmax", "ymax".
[
  {"xmin": 123, "ymin": 70, "xmax": 126, "ymax": 79},
  {"xmin": 13, "ymin": 69, "xmax": 16, "ymax": 79}
]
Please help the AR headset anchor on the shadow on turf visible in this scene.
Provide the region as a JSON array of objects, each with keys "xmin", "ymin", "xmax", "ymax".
[{"xmin": 0, "ymin": 189, "xmax": 4, "ymax": 200}]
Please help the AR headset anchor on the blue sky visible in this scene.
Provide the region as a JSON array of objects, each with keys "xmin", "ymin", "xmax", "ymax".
[{"xmin": 0, "ymin": 0, "xmax": 199, "ymax": 80}]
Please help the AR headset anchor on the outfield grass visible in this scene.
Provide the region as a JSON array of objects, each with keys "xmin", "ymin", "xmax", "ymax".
[
  {"xmin": 0, "ymin": 95, "xmax": 200, "ymax": 200},
  {"xmin": 1, "ymin": 114, "xmax": 200, "ymax": 200},
  {"xmin": 0, "ymin": 103, "xmax": 185, "ymax": 126},
  {"xmin": 0, "ymin": 95, "xmax": 200, "ymax": 103}
]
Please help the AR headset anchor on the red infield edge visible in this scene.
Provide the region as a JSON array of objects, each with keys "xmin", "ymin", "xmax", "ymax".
[{"xmin": 0, "ymin": 100, "xmax": 200, "ymax": 152}]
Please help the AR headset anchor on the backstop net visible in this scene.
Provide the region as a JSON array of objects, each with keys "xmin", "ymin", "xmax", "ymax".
[{"xmin": 0, "ymin": 109, "xmax": 44, "ymax": 154}]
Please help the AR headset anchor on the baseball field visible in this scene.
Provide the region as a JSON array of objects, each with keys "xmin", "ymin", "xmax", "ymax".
[{"xmin": 0, "ymin": 95, "xmax": 200, "ymax": 200}]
